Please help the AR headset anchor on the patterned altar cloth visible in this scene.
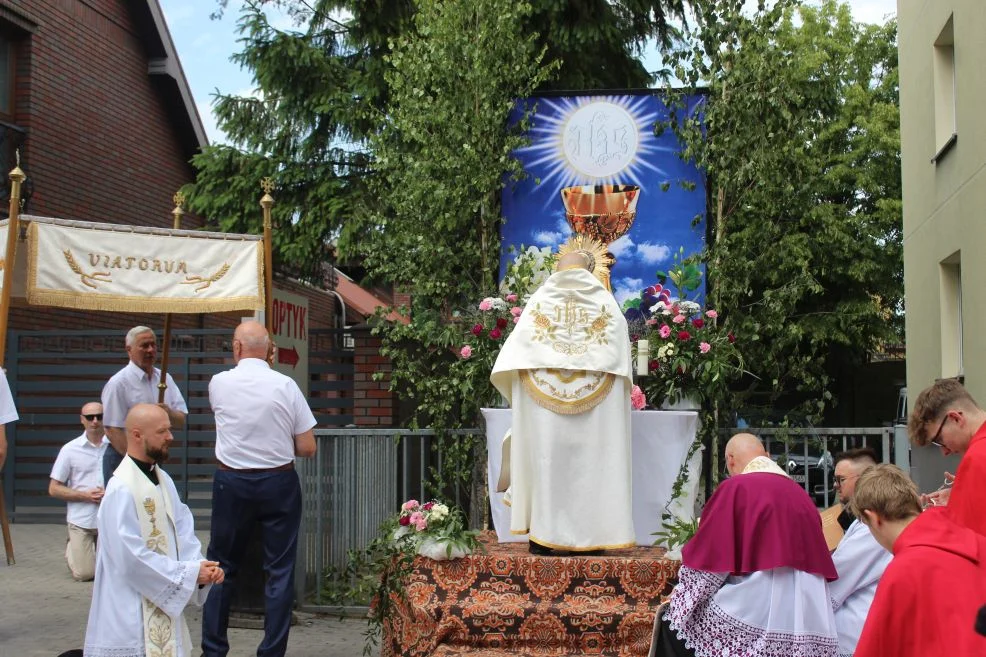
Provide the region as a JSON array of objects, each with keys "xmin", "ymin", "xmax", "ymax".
[{"xmin": 382, "ymin": 532, "xmax": 679, "ymax": 657}]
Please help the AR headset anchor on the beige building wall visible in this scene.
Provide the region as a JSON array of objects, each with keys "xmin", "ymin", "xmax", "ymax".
[{"xmin": 898, "ymin": 0, "xmax": 986, "ymax": 488}]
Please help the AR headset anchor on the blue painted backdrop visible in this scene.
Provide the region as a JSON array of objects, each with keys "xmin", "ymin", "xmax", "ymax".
[{"xmin": 500, "ymin": 93, "xmax": 706, "ymax": 310}]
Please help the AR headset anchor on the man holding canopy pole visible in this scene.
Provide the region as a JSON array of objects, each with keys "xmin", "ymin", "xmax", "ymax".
[{"xmin": 101, "ymin": 326, "xmax": 188, "ymax": 482}]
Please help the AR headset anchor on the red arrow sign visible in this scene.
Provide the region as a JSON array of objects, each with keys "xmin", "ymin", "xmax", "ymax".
[{"xmin": 278, "ymin": 345, "xmax": 300, "ymax": 368}]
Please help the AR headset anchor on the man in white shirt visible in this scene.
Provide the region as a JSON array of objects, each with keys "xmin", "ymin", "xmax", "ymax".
[
  {"xmin": 48, "ymin": 401, "xmax": 108, "ymax": 581},
  {"xmin": 201, "ymin": 320, "xmax": 316, "ymax": 657},
  {"xmin": 0, "ymin": 367, "xmax": 19, "ymax": 470},
  {"xmin": 829, "ymin": 448, "xmax": 892, "ymax": 657},
  {"xmin": 101, "ymin": 326, "xmax": 188, "ymax": 482}
]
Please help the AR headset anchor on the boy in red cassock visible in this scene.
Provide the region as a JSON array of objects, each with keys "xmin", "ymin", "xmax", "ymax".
[{"xmin": 851, "ymin": 464, "xmax": 986, "ymax": 657}]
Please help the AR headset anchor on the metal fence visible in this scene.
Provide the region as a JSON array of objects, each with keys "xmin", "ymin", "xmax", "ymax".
[
  {"xmin": 295, "ymin": 428, "xmax": 482, "ymax": 610},
  {"xmin": 719, "ymin": 426, "xmax": 902, "ymax": 507}
]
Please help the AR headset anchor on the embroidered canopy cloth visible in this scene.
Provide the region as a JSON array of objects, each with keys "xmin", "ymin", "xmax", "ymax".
[{"xmin": 0, "ymin": 215, "xmax": 264, "ymax": 313}]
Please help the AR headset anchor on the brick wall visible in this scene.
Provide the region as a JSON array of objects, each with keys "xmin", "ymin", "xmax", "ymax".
[{"xmin": 353, "ymin": 331, "xmax": 393, "ymax": 427}]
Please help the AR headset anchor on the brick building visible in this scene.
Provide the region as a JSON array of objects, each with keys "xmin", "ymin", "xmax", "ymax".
[{"xmin": 0, "ymin": 0, "xmax": 394, "ymax": 414}]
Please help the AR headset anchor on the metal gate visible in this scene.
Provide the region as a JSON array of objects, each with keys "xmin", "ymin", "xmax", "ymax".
[{"xmin": 1, "ymin": 327, "xmax": 357, "ymax": 522}]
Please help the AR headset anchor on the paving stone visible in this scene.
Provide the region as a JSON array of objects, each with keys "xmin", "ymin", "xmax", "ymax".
[{"xmin": 0, "ymin": 523, "xmax": 373, "ymax": 657}]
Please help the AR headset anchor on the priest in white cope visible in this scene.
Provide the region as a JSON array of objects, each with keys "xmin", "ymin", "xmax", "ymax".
[
  {"xmin": 650, "ymin": 433, "xmax": 840, "ymax": 657},
  {"xmin": 84, "ymin": 404, "xmax": 223, "ymax": 657},
  {"xmin": 491, "ymin": 235, "xmax": 635, "ymax": 553},
  {"xmin": 828, "ymin": 448, "xmax": 891, "ymax": 657}
]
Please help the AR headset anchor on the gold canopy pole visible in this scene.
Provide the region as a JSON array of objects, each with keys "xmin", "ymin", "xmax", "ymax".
[
  {"xmin": 0, "ymin": 156, "xmax": 25, "ymax": 565},
  {"xmin": 157, "ymin": 192, "xmax": 185, "ymax": 404},
  {"xmin": 260, "ymin": 178, "xmax": 274, "ymax": 336}
]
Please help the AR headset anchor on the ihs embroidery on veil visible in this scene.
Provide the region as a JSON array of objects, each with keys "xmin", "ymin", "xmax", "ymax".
[{"xmin": 529, "ymin": 295, "xmax": 613, "ymax": 355}]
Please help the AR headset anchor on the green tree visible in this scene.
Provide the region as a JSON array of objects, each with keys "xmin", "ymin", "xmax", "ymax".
[
  {"xmin": 187, "ymin": 0, "xmax": 688, "ymax": 284},
  {"xmin": 660, "ymin": 0, "xmax": 902, "ymax": 425}
]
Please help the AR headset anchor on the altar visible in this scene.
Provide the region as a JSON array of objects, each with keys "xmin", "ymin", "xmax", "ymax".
[{"xmin": 482, "ymin": 409, "xmax": 702, "ymax": 547}]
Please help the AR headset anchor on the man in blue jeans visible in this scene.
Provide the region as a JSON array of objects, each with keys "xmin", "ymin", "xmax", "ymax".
[{"xmin": 201, "ymin": 320, "xmax": 317, "ymax": 657}]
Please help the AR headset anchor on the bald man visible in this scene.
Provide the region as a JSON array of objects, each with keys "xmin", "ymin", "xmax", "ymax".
[
  {"xmin": 651, "ymin": 432, "xmax": 838, "ymax": 657},
  {"xmin": 202, "ymin": 320, "xmax": 317, "ymax": 657},
  {"xmin": 84, "ymin": 404, "xmax": 221, "ymax": 657}
]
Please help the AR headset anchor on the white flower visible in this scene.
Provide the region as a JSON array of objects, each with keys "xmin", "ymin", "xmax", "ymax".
[
  {"xmin": 430, "ymin": 504, "xmax": 449, "ymax": 520},
  {"xmin": 679, "ymin": 301, "xmax": 701, "ymax": 314},
  {"xmin": 658, "ymin": 344, "xmax": 676, "ymax": 359},
  {"xmin": 490, "ymin": 298, "xmax": 508, "ymax": 311}
]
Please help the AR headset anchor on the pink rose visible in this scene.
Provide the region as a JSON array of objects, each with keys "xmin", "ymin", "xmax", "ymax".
[
  {"xmin": 659, "ymin": 324, "xmax": 672, "ymax": 339},
  {"xmin": 699, "ymin": 341, "xmax": 711, "ymax": 354},
  {"xmin": 510, "ymin": 306, "xmax": 523, "ymax": 317},
  {"xmin": 459, "ymin": 345, "xmax": 472, "ymax": 359},
  {"xmin": 506, "ymin": 293, "xmax": 518, "ymax": 302},
  {"xmin": 402, "ymin": 499, "xmax": 419, "ymax": 511},
  {"xmin": 646, "ymin": 318, "xmax": 658, "ymax": 325},
  {"xmin": 478, "ymin": 299, "xmax": 493, "ymax": 311},
  {"xmin": 672, "ymin": 314, "xmax": 686, "ymax": 324},
  {"xmin": 513, "ymin": 317, "xmax": 520, "ymax": 324},
  {"xmin": 409, "ymin": 511, "xmax": 427, "ymax": 531},
  {"xmin": 705, "ymin": 309, "xmax": 718, "ymax": 319},
  {"xmin": 630, "ymin": 385, "xmax": 647, "ymax": 410}
]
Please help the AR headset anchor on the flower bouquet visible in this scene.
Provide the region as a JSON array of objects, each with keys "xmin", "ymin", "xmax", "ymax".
[{"xmin": 391, "ymin": 499, "xmax": 481, "ymax": 561}]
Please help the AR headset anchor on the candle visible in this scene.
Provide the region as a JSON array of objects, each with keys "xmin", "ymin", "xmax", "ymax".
[{"xmin": 636, "ymin": 339, "xmax": 649, "ymax": 376}]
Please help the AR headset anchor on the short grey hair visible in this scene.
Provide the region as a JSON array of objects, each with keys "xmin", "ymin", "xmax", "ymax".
[{"xmin": 126, "ymin": 326, "xmax": 155, "ymax": 347}]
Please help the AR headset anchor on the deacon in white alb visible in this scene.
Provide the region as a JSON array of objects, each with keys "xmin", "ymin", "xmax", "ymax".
[{"xmin": 84, "ymin": 403, "xmax": 223, "ymax": 657}]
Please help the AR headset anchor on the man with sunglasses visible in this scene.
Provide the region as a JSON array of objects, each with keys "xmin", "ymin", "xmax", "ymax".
[
  {"xmin": 909, "ymin": 378, "xmax": 986, "ymax": 537},
  {"xmin": 48, "ymin": 401, "xmax": 108, "ymax": 581}
]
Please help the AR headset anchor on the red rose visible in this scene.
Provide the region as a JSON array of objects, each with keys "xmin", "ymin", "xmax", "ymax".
[
  {"xmin": 471, "ymin": 323, "xmax": 483, "ymax": 336},
  {"xmin": 677, "ymin": 365, "xmax": 685, "ymax": 374},
  {"xmin": 648, "ymin": 359, "xmax": 660, "ymax": 371},
  {"xmin": 398, "ymin": 515, "xmax": 411, "ymax": 526},
  {"xmin": 496, "ymin": 317, "xmax": 508, "ymax": 330},
  {"xmin": 678, "ymin": 330, "xmax": 691, "ymax": 341},
  {"xmin": 489, "ymin": 328, "xmax": 503, "ymax": 340},
  {"xmin": 422, "ymin": 502, "xmax": 434, "ymax": 510},
  {"xmin": 692, "ymin": 318, "xmax": 704, "ymax": 329},
  {"xmin": 728, "ymin": 332, "xmax": 736, "ymax": 343}
]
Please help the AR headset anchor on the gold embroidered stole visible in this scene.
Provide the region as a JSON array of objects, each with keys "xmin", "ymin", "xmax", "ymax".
[
  {"xmin": 521, "ymin": 368, "xmax": 615, "ymax": 415},
  {"xmin": 115, "ymin": 457, "xmax": 188, "ymax": 657},
  {"xmin": 741, "ymin": 455, "xmax": 792, "ymax": 478}
]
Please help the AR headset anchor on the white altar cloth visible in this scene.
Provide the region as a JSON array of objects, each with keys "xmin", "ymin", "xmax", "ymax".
[{"xmin": 482, "ymin": 408, "xmax": 701, "ymax": 546}]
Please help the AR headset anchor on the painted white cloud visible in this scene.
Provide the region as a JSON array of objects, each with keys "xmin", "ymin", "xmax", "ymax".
[
  {"xmin": 608, "ymin": 235, "xmax": 635, "ymax": 258},
  {"xmin": 613, "ymin": 277, "xmax": 644, "ymax": 306},
  {"xmin": 636, "ymin": 241, "xmax": 671, "ymax": 265},
  {"xmin": 532, "ymin": 230, "xmax": 563, "ymax": 246}
]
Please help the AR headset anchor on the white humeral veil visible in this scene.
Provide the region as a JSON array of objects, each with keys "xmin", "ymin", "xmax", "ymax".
[
  {"xmin": 84, "ymin": 457, "xmax": 209, "ymax": 657},
  {"xmin": 491, "ymin": 267, "xmax": 635, "ymax": 551}
]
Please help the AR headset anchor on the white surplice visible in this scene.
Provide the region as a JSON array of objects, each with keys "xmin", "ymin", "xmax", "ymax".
[
  {"xmin": 661, "ymin": 565, "xmax": 839, "ymax": 657},
  {"xmin": 84, "ymin": 459, "xmax": 209, "ymax": 657},
  {"xmin": 829, "ymin": 519, "xmax": 892, "ymax": 657}
]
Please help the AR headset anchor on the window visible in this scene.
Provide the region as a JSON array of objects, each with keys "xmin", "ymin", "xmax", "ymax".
[
  {"xmin": 931, "ymin": 16, "xmax": 956, "ymax": 163},
  {"xmin": 0, "ymin": 30, "xmax": 14, "ymax": 120},
  {"xmin": 939, "ymin": 252, "xmax": 962, "ymax": 378}
]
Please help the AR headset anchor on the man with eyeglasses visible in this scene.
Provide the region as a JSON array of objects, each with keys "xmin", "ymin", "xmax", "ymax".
[
  {"xmin": 851, "ymin": 464, "xmax": 986, "ymax": 657},
  {"xmin": 828, "ymin": 448, "xmax": 892, "ymax": 657},
  {"xmin": 908, "ymin": 378, "xmax": 986, "ymax": 537},
  {"xmin": 48, "ymin": 401, "xmax": 108, "ymax": 581}
]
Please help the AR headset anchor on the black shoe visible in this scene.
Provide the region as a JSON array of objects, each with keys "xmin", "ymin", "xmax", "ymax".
[{"xmin": 528, "ymin": 540, "xmax": 554, "ymax": 555}]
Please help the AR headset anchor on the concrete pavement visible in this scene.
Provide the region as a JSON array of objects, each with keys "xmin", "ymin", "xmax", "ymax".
[{"xmin": 0, "ymin": 523, "xmax": 372, "ymax": 657}]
